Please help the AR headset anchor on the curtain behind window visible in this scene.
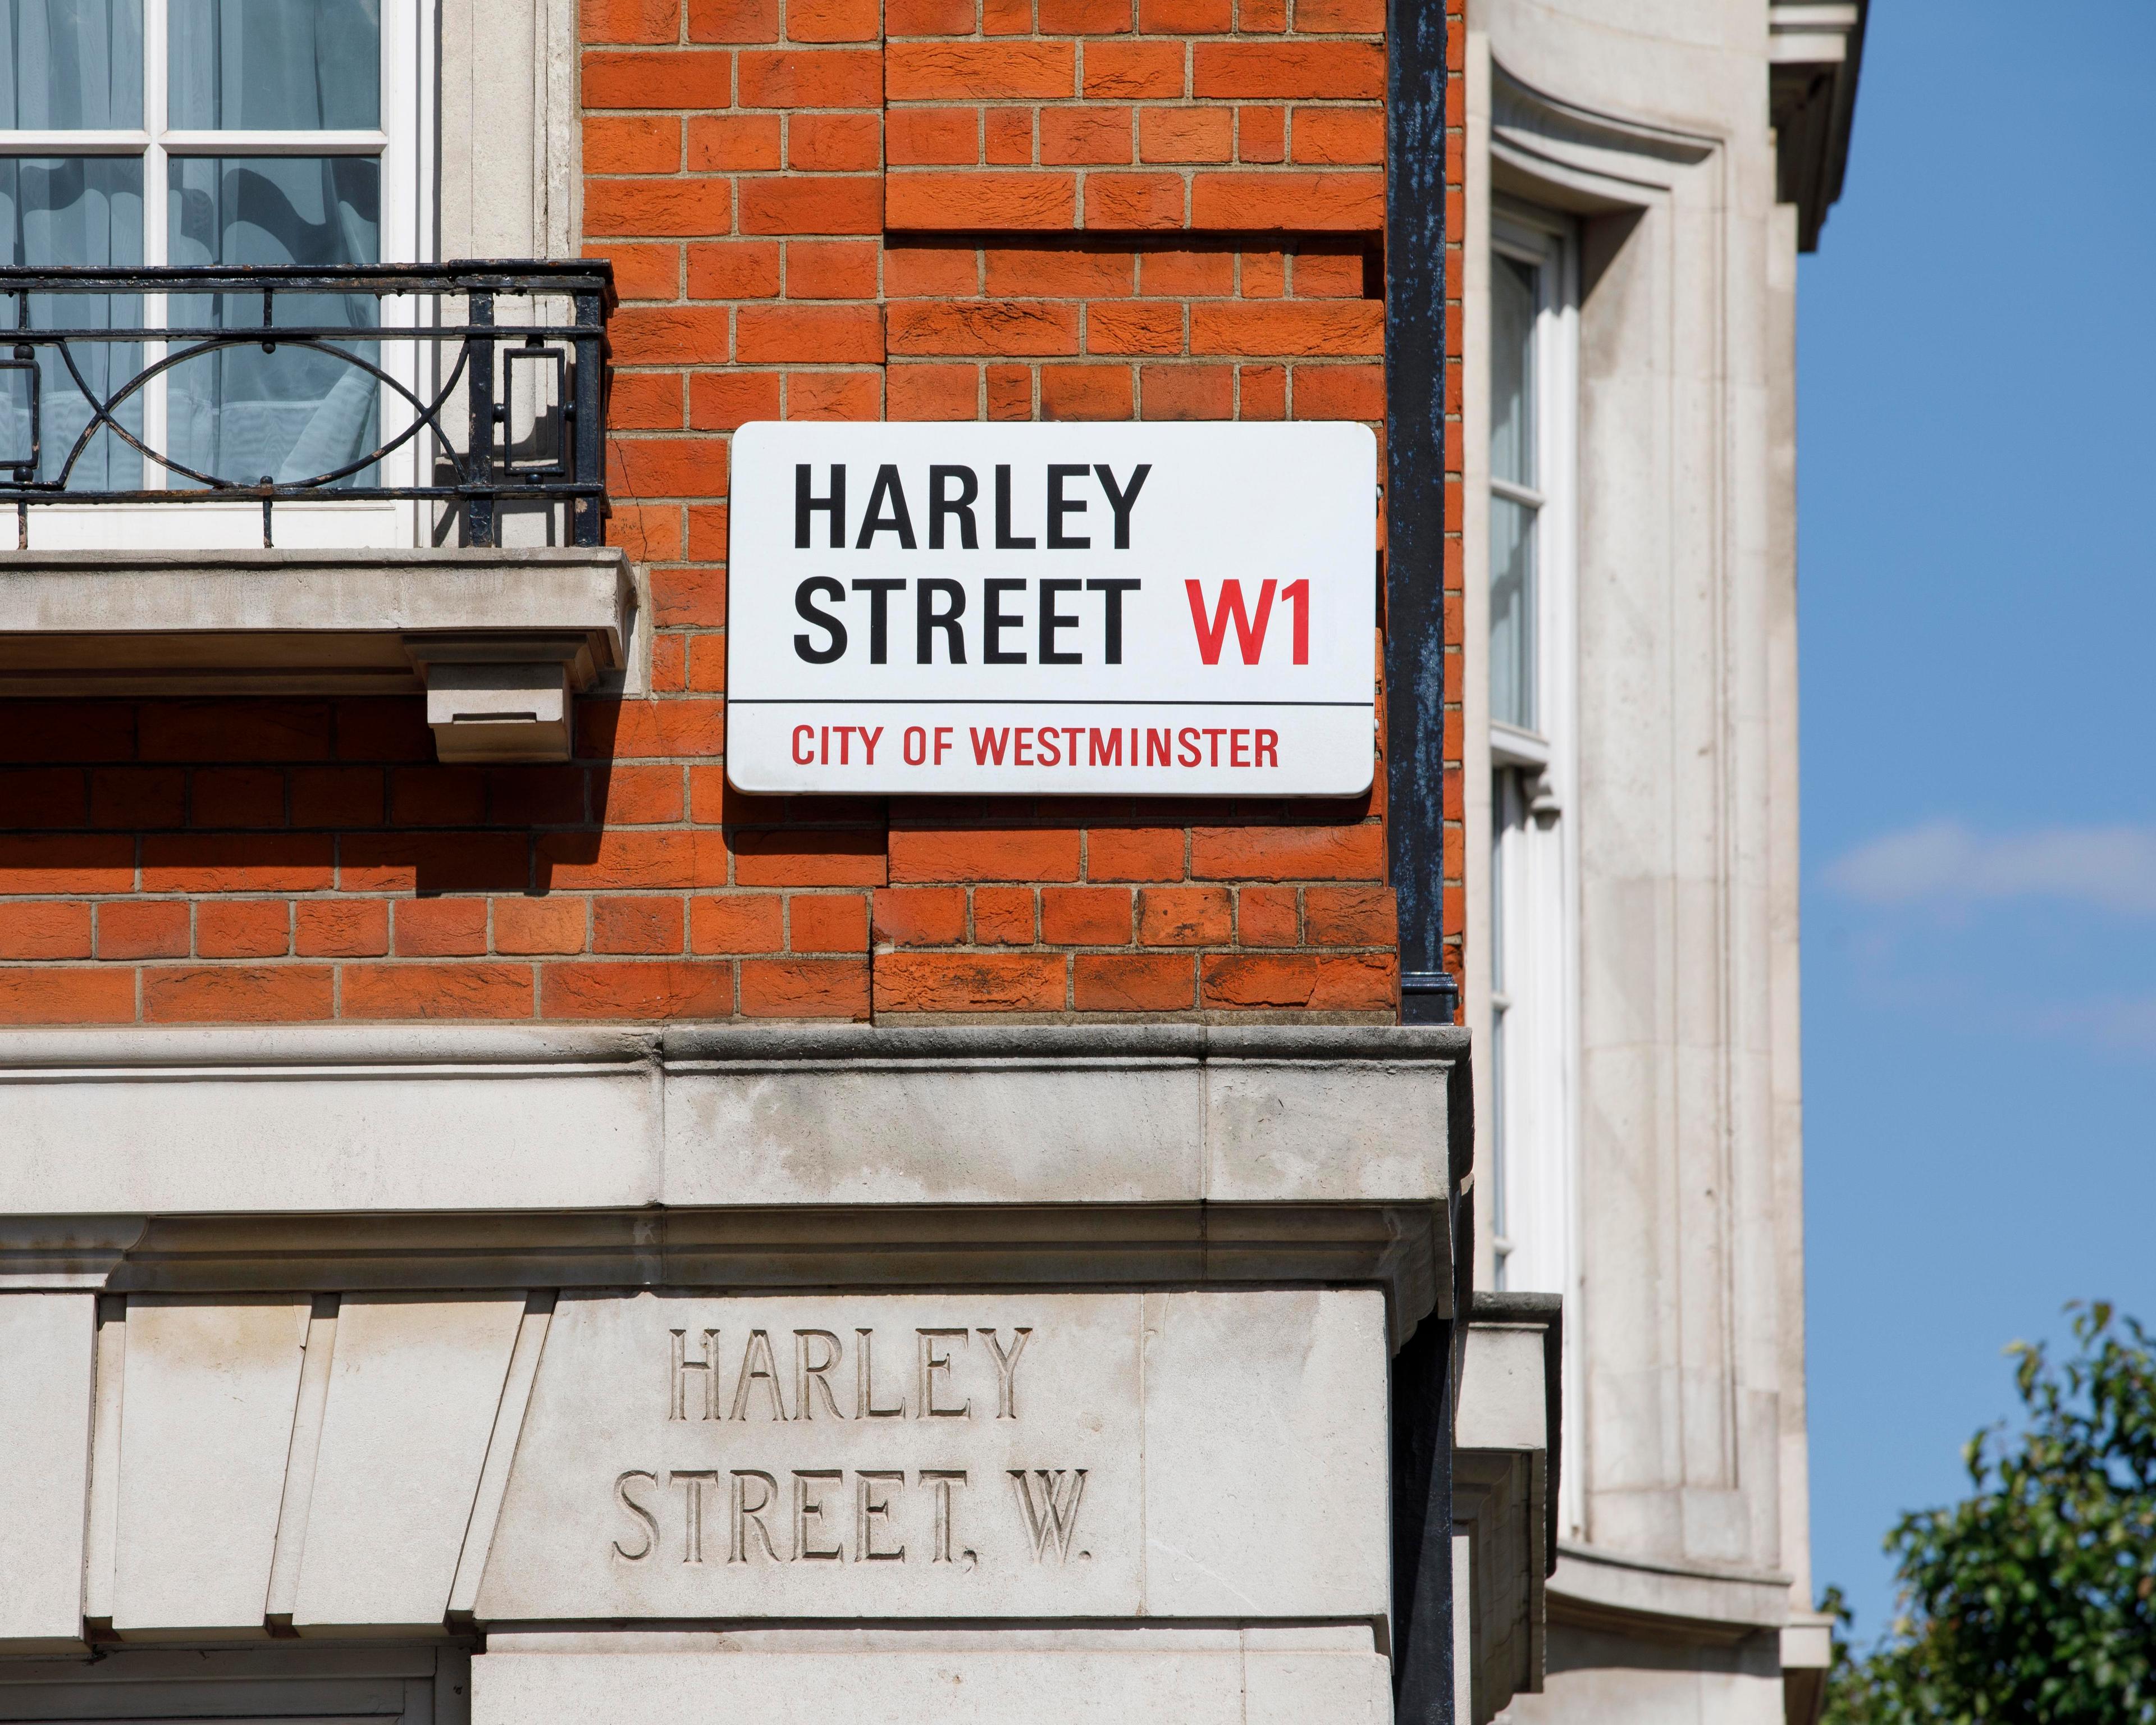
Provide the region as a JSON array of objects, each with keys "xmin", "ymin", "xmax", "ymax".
[
  {"xmin": 0, "ymin": 0, "xmax": 143, "ymax": 129},
  {"xmin": 168, "ymin": 0, "xmax": 378, "ymax": 131}
]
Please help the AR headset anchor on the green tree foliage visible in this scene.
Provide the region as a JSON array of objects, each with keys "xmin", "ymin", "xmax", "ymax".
[{"xmin": 1825, "ymin": 1304, "xmax": 2156, "ymax": 1724}]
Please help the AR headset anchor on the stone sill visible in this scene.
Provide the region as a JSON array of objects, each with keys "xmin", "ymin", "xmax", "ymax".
[{"xmin": 0, "ymin": 548, "xmax": 636, "ymax": 763}]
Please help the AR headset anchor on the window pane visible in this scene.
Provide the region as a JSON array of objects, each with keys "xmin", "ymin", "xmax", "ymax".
[
  {"xmin": 165, "ymin": 156, "xmax": 378, "ymax": 486},
  {"xmin": 0, "ymin": 0, "xmax": 143, "ymax": 129},
  {"xmin": 1491, "ymin": 253, "xmax": 1537, "ymax": 489},
  {"xmin": 169, "ymin": 0, "xmax": 378, "ymax": 130},
  {"xmin": 1490, "ymin": 493, "xmax": 1536, "ymax": 731},
  {"xmin": 0, "ymin": 156, "xmax": 142, "ymax": 488}
]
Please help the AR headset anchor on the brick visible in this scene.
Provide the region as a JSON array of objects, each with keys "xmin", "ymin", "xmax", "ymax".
[
  {"xmin": 1236, "ymin": 883, "xmax": 1298, "ymax": 944},
  {"xmin": 690, "ymin": 0, "xmax": 778, "ymax": 40},
  {"xmin": 90, "ymin": 768, "xmax": 186, "ymax": 829},
  {"xmin": 1042, "ymin": 884, "xmax": 1132, "ymax": 944},
  {"xmin": 1086, "ymin": 825, "xmax": 1182, "ymax": 880},
  {"xmin": 0, "ymin": 835, "xmax": 133, "ymax": 894},
  {"xmin": 617, "ymin": 503, "xmax": 687, "ymax": 565},
  {"xmin": 1191, "ymin": 168, "xmax": 1382, "ymax": 229},
  {"xmin": 691, "ymin": 892, "xmax": 785, "ymax": 952},
  {"xmin": 1200, "ymin": 951, "xmax": 1392, "ymax": 1010},
  {"xmin": 0, "ymin": 968, "xmax": 135, "ymax": 1025},
  {"xmin": 1191, "ymin": 823, "xmax": 1381, "ymax": 880},
  {"xmin": 688, "ymin": 240, "xmax": 784, "ymax": 299},
  {"xmin": 0, "ymin": 768, "xmax": 86, "ymax": 828},
  {"xmin": 1304, "ymin": 883, "xmax": 1397, "ymax": 944},
  {"xmin": 730, "ymin": 826, "xmax": 889, "ymax": 886},
  {"xmin": 341, "ymin": 964, "xmax": 537, "ymax": 1020},
  {"xmin": 1291, "ymin": 249, "xmax": 1367, "ymax": 295},
  {"xmin": 984, "ymin": 107, "xmax": 1033, "ymax": 164},
  {"xmin": 535, "ymin": 830, "xmax": 721, "ymax": 892},
  {"xmin": 1239, "ymin": 361, "xmax": 1285, "ymax": 416},
  {"xmin": 339, "ymin": 833, "xmax": 531, "ymax": 894},
  {"xmin": 197, "ymin": 899, "xmax": 291, "ymax": 958},
  {"xmin": 582, "ymin": 0, "xmax": 682, "ymax": 40},
  {"xmin": 886, "ymin": 298, "xmax": 1079, "ymax": 356},
  {"xmin": 1140, "ymin": 248, "xmax": 1234, "ymax": 294},
  {"xmin": 0, "ymin": 901, "xmax": 92, "ymax": 959},
  {"xmin": 738, "ymin": 176, "xmax": 883, "ymax": 235},
  {"xmin": 613, "ymin": 305, "xmax": 736, "ymax": 366},
  {"xmin": 888, "ymin": 363, "xmax": 980, "ymax": 418},
  {"xmin": 887, "ymin": 108, "xmax": 978, "ymax": 165},
  {"xmin": 1081, "ymin": 40, "xmax": 1184, "ymax": 98},
  {"xmin": 1086, "ymin": 300, "xmax": 1183, "ymax": 355},
  {"xmin": 874, "ymin": 951, "xmax": 1065, "ymax": 1012},
  {"xmin": 739, "ymin": 957, "xmax": 870, "ymax": 1017},
  {"xmin": 590, "ymin": 241, "xmax": 682, "ymax": 300},
  {"xmin": 1192, "ymin": 42, "xmax": 1381, "ymax": 97},
  {"xmin": 1241, "ymin": 248, "xmax": 1286, "ymax": 295},
  {"xmin": 609, "ymin": 371, "xmax": 686, "ymax": 429},
  {"xmin": 1140, "ymin": 362, "xmax": 1232, "ymax": 418},
  {"xmin": 737, "ymin": 303, "xmax": 885, "ymax": 362},
  {"xmin": 981, "ymin": 0, "xmax": 1030, "ymax": 31},
  {"xmin": 872, "ymin": 885, "xmax": 967, "ymax": 946},
  {"xmin": 1136, "ymin": 884, "xmax": 1230, "ymax": 944},
  {"xmin": 1191, "ymin": 299, "xmax": 1382, "ymax": 355},
  {"xmin": 987, "ymin": 363, "xmax": 1033, "ymax": 417},
  {"xmin": 1291, "ymin": 107, "xmax": 1382, "ymax": 165},
  {"xmin": 585, "ymin": 114, "xmax": 683, "ymax": 173},
  {"xmin": 140, "ymin": 834, "xmax": 332, "ymax": 893},
  {"xmin": 890, "ymin": 826, "xmax": 1080, "ymax": 882},
  {"xmin": 737, "ymin": 48, "xmax": 884, "ymax": 107},
  {"xmin": 1138, "ymin": 0, "xmax": 1227, "ymax": 28},
  {"xmin": 1293, "ymin": 361, "xmax": 1383, "ymax": 420},
  {"xmin": 690, "ymin": 372, "xmax": 784, "ymax": 434},
  {"xmin": 97, "ymin": 900, "xmax": 189, "ymax": 959},
  {"xmin": 788, "ymin": 0, "xmax": 881, "ymax": 42},
  {"xmin": 687, "ymin": 112, "xmax": 783, "ymax": 169},
  {"xmin": 1237, "ymin": 0, "xmax": 1283, "ymax": 29},
  {"xmin": 596, "ymin": 763, "xmax": 688, "ymax": 824},
  {"xmin": 610, "ymin": 436, "xmax": 734, "ymax": 499},
  {"xmin": 584, "ymin": 177, "xmax": 736, "ymax": 238},
  {"xmin": 540, "ymin": 960, "xmax": 736, "ymax": 1018},
  {"xmin": 593, "ymin": 895, "xmax": 687, "ymax": 953},
  {"xmin": 137, "ymin": 701, "xmax": 330, "ymax": 764},
  {"xmin": 887, "ymin": 0, "xmax": 975, "ymax": 29},
  {"xmin": 1237, "ymin": 104, "xmax": 1285, "ymax": 162},
  {"xmin": 1040, "ymin": 363, "xmax": 1134, "ymax": 419},
  {"xmin": 389, "ymin": 766, "xmax": 488, "ymax": 828},
  {"xmin": 1039, "ymin": 0, "xmax": 1131, "ymax": 27},
  {"xmin": 789, "ymin": 892, "xmax": 869, "ymax": 951},
  {"xmin": 1293, "ymin": 0, "xmax": 1381, "ymax": 29},
  {"xmin": 0, "ymin": 701, "xmax": 131, "ymax": 763},
  {"xmin": 886, "ymin": 247, "xmax": 981, "ymax": 300},
  {"xmin": 487, "ymin": 766, "xmax": 588, "ymax": 827},
  {"xmin": 687, "ymin": 504, "xmax": 733, "ymax": 560},
  {"xmin": 887, "ymin": 42, "xmax": 1075, "ymax": 99},
  {"xmin": 1140, "ymin": 107, "xmax": 1231, "ymax": 162},
  {"xmin": 395, "ymin": 897, "xmax": 490, "ymax": 956},
  {"xmin": 885, "ymin": 172, "xmax": 1076, "ymax": 231},
  {"xmin": 295, "ymin": 899, "xmax": 390, "ymax": 957},
  {"xmin": 1039, "ymin": 106, "xmax": 1134, "ymax": 165},
  {"xmin": 335, "ymin": 699, "xmax": 435, "ymax": 763},
  {"xmin": 144, "ymin": 965, "xmax": 334, "ymax": 1023},
  {"xmin": 494, "ymin": 896, "xmax": 588, "ymax": 955},
  {"xmin": 788, "ymin": 370, "xmax": 881, "ymax": 418},
  {"xmin": 971, "ymin": 885, "xmax": 1035, "ymax": 943},
  {"xmin": 985, "ymin": 247, "xmax": 1132, "ymax": 296},
  {"xmin": 789, "ymin": 111, "xmax": 883, "ymax": 170},
  {"xmin": 1074, "ymin": 952, "xmax": 1193, "ymax": 1010}
]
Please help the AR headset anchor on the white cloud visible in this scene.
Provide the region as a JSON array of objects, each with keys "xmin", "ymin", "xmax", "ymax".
[{"xmin": 1824, "ymin": 820, "xmax": 2156, "ymax": 917}]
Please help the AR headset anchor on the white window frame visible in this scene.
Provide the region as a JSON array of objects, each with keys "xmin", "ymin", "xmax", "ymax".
[
  {"xmin": 1487, "ymin": 204, "xmax": 1579, "ymax": 1304},
  {"xmin": 0, "ymin": 0, "xmax": 435, "ymax": 550}
]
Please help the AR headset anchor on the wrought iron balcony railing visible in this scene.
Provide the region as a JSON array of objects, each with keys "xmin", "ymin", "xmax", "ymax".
[{"xmin": 0, "ymin": 260, "xmax": 613, "ymax": 550}]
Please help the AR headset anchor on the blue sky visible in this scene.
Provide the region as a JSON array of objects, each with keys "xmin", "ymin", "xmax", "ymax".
[{"xmin": 1798, "ymin": 0, "xmax": 2156, "ymax": 1637}]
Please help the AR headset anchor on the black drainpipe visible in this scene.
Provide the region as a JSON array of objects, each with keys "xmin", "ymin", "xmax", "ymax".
[{"xmin": 1384, "ymin": 0, "xmax": 1460, "ymax": 1721}]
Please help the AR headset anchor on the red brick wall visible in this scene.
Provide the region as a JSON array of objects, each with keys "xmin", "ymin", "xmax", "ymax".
[{"xmin": 0, "ymin": 0, "xmax": 1462, "ymax": 1029}]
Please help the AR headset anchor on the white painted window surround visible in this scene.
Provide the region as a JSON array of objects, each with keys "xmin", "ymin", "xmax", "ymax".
[{"xmin": 1486, "ymin": 204, "xmax": 1578, "ymax": 1314}]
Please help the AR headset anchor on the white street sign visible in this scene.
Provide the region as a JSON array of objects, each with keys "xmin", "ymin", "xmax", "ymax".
[{"xmin": 724, "ymin": 421, "xmax": 1377, "ymax": 796}]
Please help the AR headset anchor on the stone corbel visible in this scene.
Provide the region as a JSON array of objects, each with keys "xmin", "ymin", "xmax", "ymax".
[{"xmin": 403, "ymin": 631, "xmax": 601, "ymax": 763}]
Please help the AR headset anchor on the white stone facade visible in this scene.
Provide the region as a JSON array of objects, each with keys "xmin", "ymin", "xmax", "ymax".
[{"xmin": 1459, "ymin": 1, "xmax": 1859, "ymax": 1720}]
